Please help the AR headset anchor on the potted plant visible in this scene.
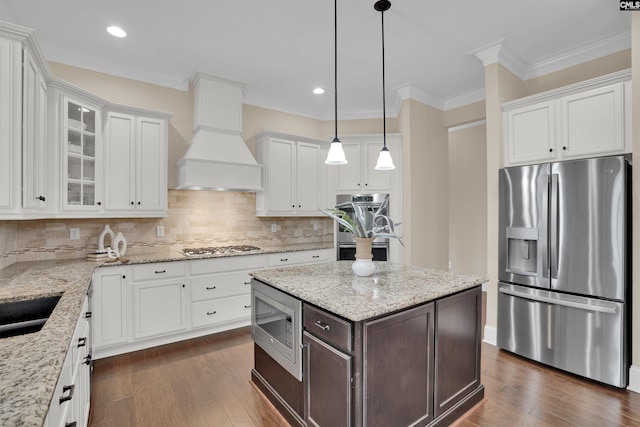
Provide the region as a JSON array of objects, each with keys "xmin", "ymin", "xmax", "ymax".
[{"xmin": 320, "ymin": 198, "xmax": 402, "ymax": 276}]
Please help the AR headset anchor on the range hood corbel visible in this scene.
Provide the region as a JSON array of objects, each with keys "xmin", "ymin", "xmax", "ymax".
[{"xmin": 176, "ymin": 72, "xmax": 263, "ymax": 191}]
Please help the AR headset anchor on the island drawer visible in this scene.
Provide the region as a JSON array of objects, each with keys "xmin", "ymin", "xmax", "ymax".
[{"xmin": 304, "ymin": 303, "xmax": 352, "ymax": 352}]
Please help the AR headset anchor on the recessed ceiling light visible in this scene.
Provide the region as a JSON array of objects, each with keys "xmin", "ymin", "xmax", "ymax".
[
  {"xmin": 313, "ymin": 88, "xmax": 325, "ymax": 95},
  {"xmin": 106, "ymin": 26, "xmax": 127, "ymax": 38}
]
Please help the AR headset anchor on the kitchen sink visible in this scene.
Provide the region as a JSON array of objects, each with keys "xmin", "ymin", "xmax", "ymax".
[{"xmin": 0, "ymin": 295, "xmax": 61, "ymax": 339}]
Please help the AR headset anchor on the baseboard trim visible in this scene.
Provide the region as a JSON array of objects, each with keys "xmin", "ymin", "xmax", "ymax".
[
  {"xmin": 627, "ymin": 365, "xmax": 640, "ymax": 393},
  {"xmin": 483, "ymin": 325, "xmax": 497, "ymax": 346}
]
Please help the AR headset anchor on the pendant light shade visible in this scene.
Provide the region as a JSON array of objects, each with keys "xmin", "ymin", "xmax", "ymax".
[
  {"xmin": 374, "ymin": 0, "xmax": 395, "ymax": 171},
  {"xmin": 326, "ymin": 137, "xmax": 348, "ymax": 164},
  {"xmin": 375, "ymin": 146, "xmax": 395, "ymax": 170},
  {"xmin": 325, "ymin": 0, "xmax": 348, "ymax": 165}
]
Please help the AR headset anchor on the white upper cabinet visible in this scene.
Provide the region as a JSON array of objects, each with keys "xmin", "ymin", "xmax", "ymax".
[
  {"xmin": 333, "ymin": 135, "xmax": 401, "ymax": 193},
  {"xmin": 22, "ymin": 47, "xmax": 48, "ymax": 210},
  {"xmin": 503, "ymin": 70, "xmax": 630, "ymax": 167},
  {"xmin": 0, "ymin": 35, "xmax": 23, "ymax": 216},
  {"xmin": 104, "ymin": 106, "xmax": 170, "ymax": 217},
  {"xmin": 0, "ymin": 23, "xmax": 53, "ymax": 218},
  {"xmin": 256, "ymin": 132, "xmax": 327, "ymax": 216},
  {"xmin": 0, "ymin": 21, "xmax": 173, "ymax": 219},
  {"xmin": 59, "ymin": 93, "xmax": 104, "ymax": 213},
  {"xmin": 558, "ymin": 83, "xmax": 625, "ymax": 159}
]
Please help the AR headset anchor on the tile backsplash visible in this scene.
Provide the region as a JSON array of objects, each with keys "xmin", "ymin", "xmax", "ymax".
[{"xmin": 0, "ymin": 190, "xmax": 333, "ymax": 269}]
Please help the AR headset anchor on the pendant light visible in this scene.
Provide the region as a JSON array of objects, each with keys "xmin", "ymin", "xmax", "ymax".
[
  {"xmin": 374, "ymin": 0, "xmax": 395, "ymax": 170},
  {"xmin": 325, "ymin": 0, "xmax": 348, "ymax": 165}
]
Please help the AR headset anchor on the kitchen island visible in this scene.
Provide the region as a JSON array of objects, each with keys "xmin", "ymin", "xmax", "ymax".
[{"xmin": 250, "ymin": 261, "xmax": 488, "ymax": 427}]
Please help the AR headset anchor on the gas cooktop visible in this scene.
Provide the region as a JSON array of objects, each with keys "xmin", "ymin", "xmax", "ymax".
[{"xmin": 181, "ymin": 245, "xmax": 262, "ymax": 257}]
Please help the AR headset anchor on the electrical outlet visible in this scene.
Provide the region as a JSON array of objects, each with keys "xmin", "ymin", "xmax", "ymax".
[
  {"xmin": 271, "ymin": 224, "xmax": 277, "ymax": 233},
  {"xmin": 70, "ymin": 228, "xmax": 80, "ymax": 240},
  {"xmin": 156, "ymin": 226, "xmax": 165, "ymax": 237}
]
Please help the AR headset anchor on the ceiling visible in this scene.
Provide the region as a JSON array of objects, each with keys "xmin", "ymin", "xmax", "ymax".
[{"xmin": 0, "ymin": 0, "xmax": 630, "ymax": 120}]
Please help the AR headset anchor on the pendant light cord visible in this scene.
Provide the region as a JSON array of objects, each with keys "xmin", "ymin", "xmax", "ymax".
[
  {"xmin": 381, "ymin": 6, "xmax": 387, "ymax": 149},
  {"xmin": 333, "ymin": 0, "xmax": 339, "ymax": 143}
]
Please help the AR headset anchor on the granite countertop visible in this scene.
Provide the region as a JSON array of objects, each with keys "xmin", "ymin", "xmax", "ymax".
[
  {"xmin": 0, "ymin": 242, "xmax": 332, "ymax": 427},
  {"xmin": 250, "ymin": 261, "xmax": 488, "ymax": 322}
]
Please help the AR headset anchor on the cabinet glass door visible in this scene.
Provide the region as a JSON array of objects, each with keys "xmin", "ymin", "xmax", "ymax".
[{"xmin": 66, "ymin": 101, "xmax": 97, "ymax": 206}]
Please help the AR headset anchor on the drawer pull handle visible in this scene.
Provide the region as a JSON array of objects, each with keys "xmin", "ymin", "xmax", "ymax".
[
  {"xmin": 314, "ymin": 320, "xmax": 331, "ymax": 332},
  {"xmin": 60, "ymin": 384, "xmax": 75, "ymax": 404},
  {"xmin": 65, "ymin": 422, "xmax": 78, "ymax": 427},
  {"xmin": 155, "ymin": 270, "xmax": 166, "ymax": 274},
  {"xmin": 244, "ymin": 281, "xmax": 251, "ymax": 285},
  {"xmin": 206, "ymin": 286, "xmax": 216, "ymax": 290},
  {"xmin": 77, "ymin": 337, "xmax": 87, "ymax": 348},
  {"xmin": 280, "ymin": 258, "xmax": 288, "ymax": 262},
  {"xmin": 207, "ymin": 311, "xmax": 217, "ymax": 315},
  {"xmin": 312, "ymin": 255, "xmax": 320, "ymax": 258},
  {"xmin": 244, "ymin": 304, "xmax": 251, "ymax": 308}
]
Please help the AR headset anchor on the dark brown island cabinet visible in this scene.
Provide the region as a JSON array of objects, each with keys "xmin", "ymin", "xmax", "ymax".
[{"xmin": 252, "ymin": 284, "xmax": 484, "ymax": 427}]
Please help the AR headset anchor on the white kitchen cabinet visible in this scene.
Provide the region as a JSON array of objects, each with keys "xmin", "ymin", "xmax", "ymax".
[
  {"xmin": 104, "ymin": 106, "xmax": 170, "ymax": 217},
  {"xmin": 0, "ymin": 36, "xmax": 22, "ymax": 215},
  {"xmin": 92, "ymin": 266, "xmax": 129, "ymax": 350},
  {"xmin": 131, "ymin": 262, "xmax": 188, "ymax": 340},
  {"xmin": 256, "ymin": 132, "xmax": 327, "ymax": 216},
  {"xmin": 189, "ymin": 254, "xmax": 262, "ymax": 330},
  {"xmin": 503, "ymin": 70, "xmax": 630, "ymax": 167},
  {"xmin": 60, "ymin": 93, "xmax": 104, "ymax": 213},
  {"xmin": 336, "ymin": 140, "xmax": 390, "ymax": 192},
  {"xmin": 558, "ymin": 83, "xmax": 625, "ymax": 159},
  {"xmin": 21, "ymin": 47, "xmax": 48, "ymax": 210},
  {"xmin": 45, "ymin": 295, "xmax": 91, "ymax": 427},
  {"xmin": 504, "ymin": 100, "xmax": 556, "ymax": 165}
]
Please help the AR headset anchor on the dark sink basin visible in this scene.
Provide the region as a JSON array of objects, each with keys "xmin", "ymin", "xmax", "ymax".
[{"xmin": 0, "ymin": 295, "xmax": 61, "ymax": 339}]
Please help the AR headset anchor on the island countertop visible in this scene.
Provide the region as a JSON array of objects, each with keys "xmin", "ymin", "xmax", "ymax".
[{"xmin": 250, "ymin": 261, "xmax": 488, "ymax": 321}]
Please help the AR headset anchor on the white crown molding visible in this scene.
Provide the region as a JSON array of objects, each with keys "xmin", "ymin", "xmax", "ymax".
[
  {"xmin": 444, "ymin": 87, "xmax": 486, "ymax": 111},
  {"xmin": 524, "ymin": 31, "xmax": 631, "ymax": 80},
  {"xmin": 395, "ymin": 83, "xmax": 446, "ymax": 111},
  {"xmin": 448, "ymin": 119, "xmax": 486, "ymax": 133},
  {"xmin": 41, "ymin": 42, "xmax": 189, "ymax": 91},
  {"xmin": 471, "ymin": 38, "xmax": 528, "ymax": 80}
]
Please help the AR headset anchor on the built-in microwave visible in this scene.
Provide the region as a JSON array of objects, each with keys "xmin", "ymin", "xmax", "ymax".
[{"xmin": 251, "ymin": 279, "xmax": 303, "ymax": 381}]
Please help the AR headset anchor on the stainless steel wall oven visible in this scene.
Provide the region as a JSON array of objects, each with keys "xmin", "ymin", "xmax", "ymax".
[
  {"xmin": 335, "ymin": 194, "xmax": 390, "ymax": 261},
  {"xmin": 251, "ymin": 279, "xmax": 303, "ymax": 381}
]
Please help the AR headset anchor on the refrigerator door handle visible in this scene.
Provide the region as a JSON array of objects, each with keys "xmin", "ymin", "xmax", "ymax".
[
  {"xmin": 550, "ymin": 173, "xmax": 559, "ymax": 280},
  {"xmin": 498, "ymin": 287, "xmax": 617, "ymax": 314}
]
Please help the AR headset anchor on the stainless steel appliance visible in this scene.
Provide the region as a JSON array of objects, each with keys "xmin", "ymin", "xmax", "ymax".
[
  {"xmin": 335, "ymin": 193, "xmax": 389, "ymax": 261},
  {"xmin": 497, "ymin": 155, "xmax": 630, "ymax": 388},
  {"xmin": 251, "ymin": 279, "xmax": 303, "ymax": 381}
]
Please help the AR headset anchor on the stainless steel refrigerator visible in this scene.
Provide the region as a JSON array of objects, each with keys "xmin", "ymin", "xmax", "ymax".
[{"xmin": 497, "ymin": 155, "xmax": 630, "ymax": 388}]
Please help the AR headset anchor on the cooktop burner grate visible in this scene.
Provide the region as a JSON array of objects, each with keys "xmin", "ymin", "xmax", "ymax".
[{"xmin": 181, "ymin": 245, "xmax": 262, "ymax": 257}]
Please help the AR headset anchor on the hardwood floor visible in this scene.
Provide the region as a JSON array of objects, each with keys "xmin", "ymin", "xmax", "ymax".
[{"xmin": 89, "ymin": 327, "xmax": 640, "ymax": 427}]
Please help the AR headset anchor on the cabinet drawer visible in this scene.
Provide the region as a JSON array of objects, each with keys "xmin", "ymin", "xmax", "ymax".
[
  {"xmin": 304, "ymin": 303, "xmax": 352, "ymax": 352},
  {"xmin": 266, "ymin": 249, "xmax": 330, "ymax": 267},
  {"xmin": 132, "ymin": 262, "xmax": 186, "ymax": 281},
  {"xmin": 190, "ymin": 271, "xmax": 252, "ymax": 302},
  {"xmin": 191, "ymin": 294, "xmax": 252, "ymax": 328},
  {"xmin": 190, "ymin": 254, "xmax": 264, "ymax": 275}
]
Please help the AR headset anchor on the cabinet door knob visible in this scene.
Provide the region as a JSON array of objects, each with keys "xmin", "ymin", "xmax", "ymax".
[
  {"xmin": 97, "ymin": 201, "xmax": 102, "ymax": 206},
  {"xmin": 549, "ymin": 148, "xmax": 553, "ymax": 153},
  {"xmin": 562, "ymin": 146, "xmax": 567, "ymax": 150},
  {"xmin": 138, "ymin": 201, "xmax": 141, "ymax": 205},
  {"xmin": 131, "ymin": 201, "xmax": 134, "ymax": 205}
]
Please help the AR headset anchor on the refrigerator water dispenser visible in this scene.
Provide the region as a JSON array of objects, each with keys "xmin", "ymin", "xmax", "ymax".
[{"xmin": 505, "ymin": 227, "xmax": 538, "ymax": 275}]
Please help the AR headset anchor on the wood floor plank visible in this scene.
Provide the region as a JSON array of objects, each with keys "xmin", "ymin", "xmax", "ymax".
[{"xmin": 90, "ymin": 327, "xmax": 640, "ymax": 427}]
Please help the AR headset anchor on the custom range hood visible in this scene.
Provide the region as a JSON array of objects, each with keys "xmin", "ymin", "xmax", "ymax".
[{"xmin": 176, "ymin": 72, "xmax": 262, "ymax": 191}]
